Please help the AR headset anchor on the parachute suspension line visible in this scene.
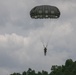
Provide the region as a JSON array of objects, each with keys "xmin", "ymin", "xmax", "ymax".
[
  {"xmin": 40, "ymin": 38, "xmax": 45, "ymax": 48},
  {"xmin": 45, "ymin": 19, "xmax": 52, "ymax": 48},
  {"xmin": 45, "ymin": 32, "xmax": 52, "ymax": 48},
  {"xmin": 45, "ymin": 19, "xmax": 52, "ymax": 47},
  {"xmin": 40, "ymin": 19, "xmax": 52, "ymax": 49},
  {"xmin": 44, "ymin": 18, "xmax": 56, "ymax": 49}
]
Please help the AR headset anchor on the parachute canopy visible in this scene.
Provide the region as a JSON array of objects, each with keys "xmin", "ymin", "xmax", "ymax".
[{"xmin": 30, "ymin": 5, "xmax": 60, "ymax": 19}]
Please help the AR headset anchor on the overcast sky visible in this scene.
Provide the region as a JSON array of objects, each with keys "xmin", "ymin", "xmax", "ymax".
[{"xmin": 0, "ymin": 0, "xmax": 76, "ymax": 75}]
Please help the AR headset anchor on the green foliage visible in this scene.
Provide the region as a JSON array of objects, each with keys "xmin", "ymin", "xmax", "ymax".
[
  {"xmin": 10, "ymin": 59, "xmax": 76, "ymax": 75},
  {"xmin": 50, "ymin": 59, "xmax": 76, "ymax": 75},
  {"xmin": 10, "ymin": 72, "xmax": 21, "ymax": 75},
  {"xmin": 22, "ymin": 71, "xmax": 26, "ymax": 75}
]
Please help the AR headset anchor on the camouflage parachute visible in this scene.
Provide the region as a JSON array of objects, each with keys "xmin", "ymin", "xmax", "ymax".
[{"xmin": 30, "ymin": 5, "xmax": 60, "ymax": 19}]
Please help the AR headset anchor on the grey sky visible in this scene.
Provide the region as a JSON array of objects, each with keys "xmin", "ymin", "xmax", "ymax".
[{"xmin": 0, "ymin": 0, "xmax": 76, "ymax": 75}]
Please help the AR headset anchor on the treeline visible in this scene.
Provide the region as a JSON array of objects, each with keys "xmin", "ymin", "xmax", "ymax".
[{"xmin": 10, "ymin": 59, "xmax": 76, "ymax": 75}]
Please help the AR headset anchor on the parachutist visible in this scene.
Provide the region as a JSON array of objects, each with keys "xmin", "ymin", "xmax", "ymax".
[
  {"xmin": 44, "ymin": 47, "xmax": 47, "ymax": 56},
  {"xmin": 30, "ymin": 5, "xmax": 60, "ymax": 56},
  {"xmin": 40, "ymin": 40, "xmax": 48, "ymax": 56}
]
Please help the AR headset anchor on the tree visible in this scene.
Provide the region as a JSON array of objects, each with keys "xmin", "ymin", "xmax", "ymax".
[
  {"xmin": 10, "ymin": 73, "xmax": 21, "ymax": 75},
  {"xmin": 65, "ymin": 59, "xmax": 73, "ymax": 67},
  {"xmin": 22, "ymin": 71, "xmax": 26, "ymax": 75},
  {"xmin": 42, "ymin": 70, "xmax": 48, "ymax": 75},
  {"xmin": 37, "ymin": 71, "xmax": 42, "ymax": 75},
  {"xmin": 10, "ymin": 59, "xmax": 76, "ymax": 75}
]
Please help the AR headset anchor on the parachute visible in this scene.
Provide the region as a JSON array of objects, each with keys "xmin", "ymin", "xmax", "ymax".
[
  {"xmin": 30, "ymin": 5, "xmax": 60, "ymax": 19},
  {"xmin": 30, "ymin": 5, "xmax": 60, "ymax": 55}
]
